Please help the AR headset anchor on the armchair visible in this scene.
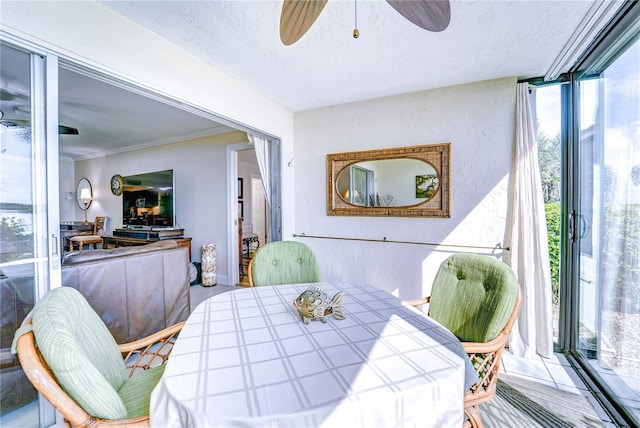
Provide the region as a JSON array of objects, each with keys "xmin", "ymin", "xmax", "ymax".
[
  {"xmin": 69, "ymin": 216, "xmax": 106, "ymax": 251},
  {"xmin": 407, "ymin": 253, "xmax": 521, "ymax": 428},
  {"xmin": 248, "ymin": 241, "xmax": 320, "ymax": 286},
  {"xmin": 12, "ymin": 286, "xmax": 183, "ymax": 426}
]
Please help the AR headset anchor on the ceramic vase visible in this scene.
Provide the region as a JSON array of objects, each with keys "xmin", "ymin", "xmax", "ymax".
[{"xmin": 201, "ymin": 244, "xmax": 217, "ymax": 286}]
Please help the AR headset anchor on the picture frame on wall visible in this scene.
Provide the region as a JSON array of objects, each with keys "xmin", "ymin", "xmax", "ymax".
[
  {"xmin": 238, "ymin": 178, "xmax": 243, "ymax": 200},
  {"xmin": 238, "ymin": 200, "xmax": 244, "ymax": 219}
]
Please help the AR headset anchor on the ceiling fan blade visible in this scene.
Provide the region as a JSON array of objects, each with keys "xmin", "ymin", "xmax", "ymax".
[
  {"xmin": 280, "ymin": 0, "xmax": 328, "ymax": 46},
  {"xmin": 0, "ymin": 119, "xmax": 78, "ymax": 135},
  {"xmin": 59, "ymin": 124, "xmax": 79, "ymax": 135},
  {"xmin": 386, "ymin": 0, "xmax": 451, "ymax": 32}
]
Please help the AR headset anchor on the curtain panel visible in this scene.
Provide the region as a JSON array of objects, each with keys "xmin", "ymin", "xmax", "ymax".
[{"xmin": 507, "ymin": 82, "xmax": 554, "ymax": 358}]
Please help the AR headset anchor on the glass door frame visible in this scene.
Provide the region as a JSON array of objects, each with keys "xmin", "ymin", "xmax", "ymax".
[
  {"xmin": 0, "ymin": 35, "xmax": 61, "ymax": 427},
  {"xmin": 562, "ymin": 2, "xmax": 640, "ymax": 425}
]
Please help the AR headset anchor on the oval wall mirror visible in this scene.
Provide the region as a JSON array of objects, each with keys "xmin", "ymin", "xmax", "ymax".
[
  {"xmin": 76, "ymin": 178, "xmax": 93, "ymax": 210},
  {"xmin": 327, "ymin": 143, "xmax": 450, "ymax": 218}
]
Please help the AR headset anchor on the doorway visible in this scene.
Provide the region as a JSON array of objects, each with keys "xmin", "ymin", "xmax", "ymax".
[
  {"xmin": 238, "ymin": 149, "xmax": 265, "ymax": 286},
  {"xmin": 227, "ymin": 141, "xmax": 280, "ymax": 287},
  {"xmin": 251, "ymin": 174, "xmax": 267, "ymax": 247}
]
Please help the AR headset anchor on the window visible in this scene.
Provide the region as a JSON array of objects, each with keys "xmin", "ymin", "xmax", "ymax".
[{"xmin": 535, "ymin": 84, "xmax": 562, "ymax": 345}]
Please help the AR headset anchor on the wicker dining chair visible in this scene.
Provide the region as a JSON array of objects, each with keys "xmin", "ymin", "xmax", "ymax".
[
  {"xmin": 12, "ymin": 286, "xmax": 184, "ymax": 427},
  {"xmin": 406, "ymin": 253, "xmax": 521, "ymax": 428},
  {"xmin": 248, "ymin": 241, "xmax": 320, "ymax": 286},
  {"xmin": 69, "ymin": 216, "xmax": 107, "ymax": 251}
]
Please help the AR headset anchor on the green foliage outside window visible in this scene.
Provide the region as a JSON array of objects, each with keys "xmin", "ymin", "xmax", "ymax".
[
  {"xmin": 0, "ymin": 216, "xmax": 33, "ymax": 262},
  {"xmin": 545, "ymin": 203, "xmax": 561, "ymax": 304},
  {"xmin": 538, "ymin": 127, "xmax": 561, "ymax": 305}
]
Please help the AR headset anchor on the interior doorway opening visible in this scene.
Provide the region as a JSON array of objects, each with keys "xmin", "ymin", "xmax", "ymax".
[{"xmin": 227, "ymin": 140, "xmax": 281, "ymax": 287}]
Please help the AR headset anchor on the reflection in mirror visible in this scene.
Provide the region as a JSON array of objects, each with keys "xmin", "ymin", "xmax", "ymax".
[
  {"xmin": 76, "ymin": 177, "xmax": 93, "ymax": 224},
  {"xmin": 336, "ymin": 159, "xmax": 439, "ymax": 207},
  {"xmin": 76, "ymin": 178, "xmax": 93, "ymax": 211},
  {"xmin": 327, "ymin": 143, "xmax": 450, "ymax": 218}
]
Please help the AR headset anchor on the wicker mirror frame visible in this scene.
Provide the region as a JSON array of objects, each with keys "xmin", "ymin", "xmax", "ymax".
[{"xmin": 326, "ymin": 143, "xmax": 450, "ymax": 218}]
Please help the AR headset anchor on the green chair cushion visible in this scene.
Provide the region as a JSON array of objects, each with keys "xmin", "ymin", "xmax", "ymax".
[
  {"xmin": 31, "ymin": 287, "xmax": 129, "ymax": 420},
  {"xmin": 428, "ymin": 254, "xmax": 518, "ymax": 343},
  {"xmin": 251, "ymin": 241, "xmax": 321, "ymax": 286},
  {"xmin": 118, "ymin": 364, "xmax": 166, "ymax": 418}
]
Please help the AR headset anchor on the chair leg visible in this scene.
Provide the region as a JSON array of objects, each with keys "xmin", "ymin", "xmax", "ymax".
[{"xmin": 464, "ymin": 405, "xmax": 483, "ymax": 428}]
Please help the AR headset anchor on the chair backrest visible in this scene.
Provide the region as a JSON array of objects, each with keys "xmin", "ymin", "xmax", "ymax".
[
  {"xmin": 428, "ymin": 253, "xmax": 518, "ymax": 343},
  {"xmin": 94, "ymin": 216, "xmax": 107, "ymax": 236},
  {"xmin": 249, "ymin": 241, "xmax": 320, "ymax": 286},
  {"xmin": 17, "ymin": 286, "xmax": 130, "ymax": 420}
]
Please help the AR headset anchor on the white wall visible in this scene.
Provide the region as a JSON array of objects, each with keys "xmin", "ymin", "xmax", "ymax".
[
  {"xmin": 74, "ymin": 131, "xmax": 248, "ymax": 284},
  {"xmin": 58, "ymin": 158, "xmax": 75, "ymax": 220},
  {"xmin": 294, "ymin": 77, "xmax": 517, "ymax": 299}
]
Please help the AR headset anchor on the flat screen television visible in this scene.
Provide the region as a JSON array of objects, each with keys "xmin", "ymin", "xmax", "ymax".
[{"xmin": 122, "ymin": 169, "xmax": 175, "ymax": 228}]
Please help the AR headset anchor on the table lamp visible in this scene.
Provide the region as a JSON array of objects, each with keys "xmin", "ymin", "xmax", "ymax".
[{"xmin": 80, "ymin": 187, "xmax": 92, "ymax": 224}]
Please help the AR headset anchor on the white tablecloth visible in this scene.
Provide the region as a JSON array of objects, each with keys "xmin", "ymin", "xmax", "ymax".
[{"xmin": 151, "ymin": 282, "xmax": 476, "ymax": 428}]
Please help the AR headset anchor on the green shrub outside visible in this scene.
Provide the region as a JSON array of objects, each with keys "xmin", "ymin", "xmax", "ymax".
[
  {"xmin": 0, "ymin": 216, "xmax": 33, "ymax": 262},
  {"xmin": 545, "ymin": 203, "xmax": 561, "ymax": 304}
]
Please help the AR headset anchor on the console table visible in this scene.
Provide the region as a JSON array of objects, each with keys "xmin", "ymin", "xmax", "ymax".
[{"xmin": 103, "ymin": 236, "xmax": 192, "ymax": 262}]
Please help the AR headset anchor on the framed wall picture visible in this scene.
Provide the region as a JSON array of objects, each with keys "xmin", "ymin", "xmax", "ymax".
[
  {"xmin": 238, "ymin": 178, "xmax": 244, "ymax": 199},
  {"xmin": 238, "ymin": 200, "xmax": 244, "ymax": 219}
]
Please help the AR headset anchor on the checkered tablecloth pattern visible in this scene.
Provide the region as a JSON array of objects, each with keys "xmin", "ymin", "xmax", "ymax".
[{"xmin": 151, "ymin": 282, "xmax": 475, "ymax": 427}]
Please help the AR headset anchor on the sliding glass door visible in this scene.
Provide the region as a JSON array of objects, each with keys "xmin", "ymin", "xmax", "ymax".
[
  {"xmin": 0, "ymin": 41, "xmax": 60, "ymax": 427},
  {"xmin": 572, "ymin": 32, "xmax": 640, "ymax": 424}
]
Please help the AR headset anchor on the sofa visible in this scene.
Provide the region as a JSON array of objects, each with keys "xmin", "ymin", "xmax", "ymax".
[{"xmin": 61, "ymin": 240, "xmax": 191, "ymax": 343}]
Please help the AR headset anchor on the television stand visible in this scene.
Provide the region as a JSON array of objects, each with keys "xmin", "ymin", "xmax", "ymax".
[{"xmin": 105, "ymin": 228, "xmax": 192, "ymax": 261}]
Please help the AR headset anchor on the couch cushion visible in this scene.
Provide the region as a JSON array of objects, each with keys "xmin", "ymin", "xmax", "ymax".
[
  {"xmin": 62, "ymin": 240, "xmax": 178, "ymax": 266},
  {"xmin": 32, "ymin": 287, "xmax": 129, "ymax": 420},
  {"xmin": 428, "ymin": 253, "xmax": 518, "ymax": 343}
]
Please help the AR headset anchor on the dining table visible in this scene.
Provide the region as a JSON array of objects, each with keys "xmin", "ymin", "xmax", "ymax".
[{"xmin": 150, "ymin": 282, "xmax": 477, "ymax": 427}]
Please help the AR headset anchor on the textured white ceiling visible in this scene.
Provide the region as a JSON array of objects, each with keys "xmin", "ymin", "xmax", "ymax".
[
  {"xmin": 100, "ymin": 0, "xmax": 597, "ymax": 112},
  {"xmin": 1, "ymin": 1, "xmax": 602, "ymax": 159}
]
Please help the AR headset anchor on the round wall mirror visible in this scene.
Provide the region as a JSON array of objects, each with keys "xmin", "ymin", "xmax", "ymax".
[{"xmin": 76, "ymin": 178, "xmax": 93, "ymax": 210}]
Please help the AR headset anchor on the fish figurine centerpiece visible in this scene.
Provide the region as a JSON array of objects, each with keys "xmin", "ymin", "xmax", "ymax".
[{"xmin": 293, "ymin": 285, "xmax": 346, "ymax": 325}]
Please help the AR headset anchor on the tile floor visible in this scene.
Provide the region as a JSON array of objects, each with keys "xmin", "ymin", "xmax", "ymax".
[
  {"xmin": 191, "ymin": 284, "xmax": 621, "ymax": 427},
  {"xmin": 499, "ymin": 350, "xmax": 618, "ymax": 427}
]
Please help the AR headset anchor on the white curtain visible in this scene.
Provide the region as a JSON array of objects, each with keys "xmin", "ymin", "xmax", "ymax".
[
  {"xmin": 248, "ymin": 133, "xmax": 271, "ymax": 208},
  {"xmin": 507, "ymin": 82, "xmax": 554, "ymax": 358}
]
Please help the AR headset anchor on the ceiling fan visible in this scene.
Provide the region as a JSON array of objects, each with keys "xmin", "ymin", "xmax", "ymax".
[
  {"xmin": 0, "ymin": 118, "xmax": 79, "ymax": 135},
  {"xmin": 280, "ymin": 0, "xmax": 451, "ymax": 46},
  {"xmin": 0, "ymin": 89, "xmax": 79, "ymax": 135}
]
